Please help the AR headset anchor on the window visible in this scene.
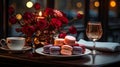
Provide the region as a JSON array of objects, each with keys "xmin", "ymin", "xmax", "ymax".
[{"xmin": 3, "ymin": 0, "xmax": 120, "ymax": 42}]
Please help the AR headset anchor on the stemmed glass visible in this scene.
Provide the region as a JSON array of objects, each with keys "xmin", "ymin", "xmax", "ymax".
[{"xmin": 86, "ymin": 21, "xmax": 103, "ymax": 55}]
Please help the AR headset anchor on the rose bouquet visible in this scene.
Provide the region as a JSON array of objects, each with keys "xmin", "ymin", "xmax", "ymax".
[{"xmin": 8, "ymin": 2, "xmax": 83, "ymax": 47}]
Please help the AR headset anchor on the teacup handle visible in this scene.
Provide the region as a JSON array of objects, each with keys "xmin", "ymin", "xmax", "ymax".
[{"xmin": 0, "ymin": 39, "xmax": 7, "ymax": 47}]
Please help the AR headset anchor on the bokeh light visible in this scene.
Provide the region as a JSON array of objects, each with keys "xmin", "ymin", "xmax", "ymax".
[
  {"xmin": 110, "ymin": 1, "xmax": 116, "ymax": 7},
  {"xmin": 94, "ymin": 1, "xmax": 99, "ymax": 7},
  {"xmin": 16, "ymin": 14, "xmax": 22, "ymax": 20},
  {"xmin": 76, "ymin": 2, "xmax": 82, "ymax": 8},
  {"xmin": 26, "ymin": 1, "xmax": 33, "ymax": 8}
]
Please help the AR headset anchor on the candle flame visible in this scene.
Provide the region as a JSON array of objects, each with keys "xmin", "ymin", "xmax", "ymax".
[{"xmin": 39, "ymin": 11, "xmax": 42, "ymax": 16}]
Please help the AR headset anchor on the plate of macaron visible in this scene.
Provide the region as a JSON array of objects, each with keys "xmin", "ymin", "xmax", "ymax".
[{"xmin": 35, "ymin": 35, "xmax": 91, "ymax": 57}]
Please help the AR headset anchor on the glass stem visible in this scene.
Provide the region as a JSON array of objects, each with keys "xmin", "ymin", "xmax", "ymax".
[
  {"xmin": 32, "ymin": 44, "xmax": 35, "ymax": 53},
  {"xmin": 93, "ymin": 39, "xmax": 96, "ymax": 55}
]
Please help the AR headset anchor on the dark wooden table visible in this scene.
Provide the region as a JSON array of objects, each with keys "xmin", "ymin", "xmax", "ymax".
[{"xmin": 0, "ymin": 47, "xmax": 120, "ymax": 67}]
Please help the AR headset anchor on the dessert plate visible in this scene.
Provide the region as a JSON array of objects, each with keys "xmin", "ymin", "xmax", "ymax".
[
  {"xmin": 0, "ymin": 46, "xmax": 32, "ymax": 53},
  {"xmin": 35, "ymin": 47, "xmax": 91, "ymax": 57}
]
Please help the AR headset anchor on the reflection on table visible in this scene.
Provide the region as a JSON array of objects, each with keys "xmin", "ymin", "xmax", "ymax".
[{"xmin": 0, "ymin": 47, "xmax": 120, "ymax": 67}]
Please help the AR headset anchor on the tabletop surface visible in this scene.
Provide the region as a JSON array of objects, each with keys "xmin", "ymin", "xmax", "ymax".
[{"xmin": 0, "ymin": 46, "xmax": 120, "ymax": 67}]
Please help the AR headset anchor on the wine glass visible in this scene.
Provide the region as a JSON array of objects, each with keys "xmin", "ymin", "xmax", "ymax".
[{"xmin": 86, "ymin": 21, "xmax": 103, "ymax": 55}]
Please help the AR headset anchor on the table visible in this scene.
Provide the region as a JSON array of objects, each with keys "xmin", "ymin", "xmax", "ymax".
[{"xmin": 0, "ymin": 48, "xmax": 120, "ymax": 67}]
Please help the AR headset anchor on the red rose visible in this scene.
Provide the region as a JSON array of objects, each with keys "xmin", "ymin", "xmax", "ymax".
[
  {"xmin": 23, "ymin": 19, "xmax": 32, "ymax": 25},
  {"xmin": 33, "ymin": 2, "xmax": 41, "ymax": 10},
  {"xmin": 69, "ymin": 26, "xmax": 77, "ymax": 34},
  {"xmin": 21, "ymin": 26, "xmax": 36, "ymax": 37},
  {"xmin": 58, "ymin": 17, "xmax": 68, "ymax": 24},
  {"xmin": 36, "ymin": 19, "xmax": 48, "ymax": 31},
  {"xmin": 50, "ymin": 18, "xmax": 62, "ymax": 29},
  {"xmin": 54, "ymin": 9, "xmax": 63, "ymax": 17},
  {"xmin": 58, "ymin": 32, "xmax": 67, "ymax": 38},
  {"xmin": 77, "ymin": 13, "xmax": 83, "ymax": 19},
  {"xmin": 43, "ymin": 8, "xmax": 54, "ymax": 17},
  {"xmin": 23, "ymin": 12, "xmax": 34, "ymax": 20},
  {"xmin": 9, "ymin": 16, "xmax": 17, "ymax": 24},
  {"xmin": 8, "ymin": 6, "xmax": 15, "ymax": 15}
]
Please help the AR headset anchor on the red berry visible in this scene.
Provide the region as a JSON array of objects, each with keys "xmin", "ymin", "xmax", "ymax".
[
  {"xmin": 79, "ymin": 44, "xmax": 86, "ymax": 53},
  {"xmin": 74, "ymin": 44, "xmax": 79, "ymax": 46}
]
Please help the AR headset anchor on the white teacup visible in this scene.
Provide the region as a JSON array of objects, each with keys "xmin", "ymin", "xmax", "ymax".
[{"xmin": 0, "ymin": 37, "xmax": 25, "ymax": 50}]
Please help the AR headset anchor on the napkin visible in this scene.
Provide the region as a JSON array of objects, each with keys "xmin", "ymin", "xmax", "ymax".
[{"xmin": 78, "ymin": 39, "xmax": 120, "ymax": 52}]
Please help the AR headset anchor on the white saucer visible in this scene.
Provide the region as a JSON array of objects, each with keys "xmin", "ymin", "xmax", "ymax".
[{"xmin": 0, "ymin": 46, "xmax": 32, "ymax": 53}]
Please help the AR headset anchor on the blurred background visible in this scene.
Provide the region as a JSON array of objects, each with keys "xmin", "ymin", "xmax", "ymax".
[{"xmin": 0, "ymin": 0, "xmax": 120, "ymax": 42}]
